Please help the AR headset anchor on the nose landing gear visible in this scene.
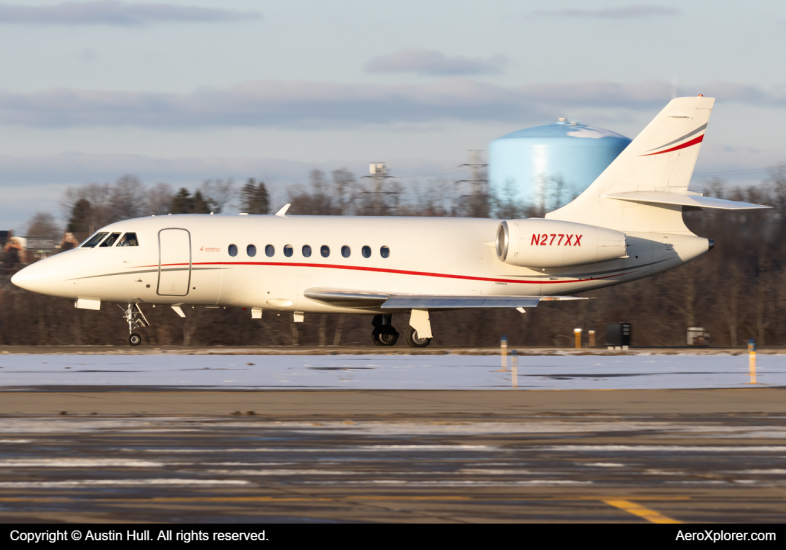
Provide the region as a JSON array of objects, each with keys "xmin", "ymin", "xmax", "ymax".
[
  {"xmin": 120, "ymin": 303, "xmax": 149, "ymax": 346},
  {"xmin": 371, "ymin": 314, "xmax": 399, "ymax": 346}
]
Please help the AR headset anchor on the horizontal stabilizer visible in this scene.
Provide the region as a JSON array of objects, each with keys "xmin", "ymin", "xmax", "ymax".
[
  {"xmin": 605, "ymin": 191, "xmax": 770, "ymax": 210},
  {"xmin": 304, "ymin": 288, "xmax": 585, "ymax": 310}
]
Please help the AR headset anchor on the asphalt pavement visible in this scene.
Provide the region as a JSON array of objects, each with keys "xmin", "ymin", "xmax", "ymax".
[{"xmin": 1, "ymin": 388, "xmax": 785, "ymax": 523}]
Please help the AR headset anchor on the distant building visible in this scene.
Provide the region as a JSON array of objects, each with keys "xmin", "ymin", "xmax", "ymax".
[
  {"xmin": 25, "ymin": 237, "xmax": 59, "ymax": 262},
  {"xmin": 488, "ymin": 119, "xmax": 631, "ymax": 210},
  {"xmin": 58, "ymin": 232, "xmax": 88, "ymax": 251},
  {"xmin": 1, "ymin": 231, "xmax": 89, "ymax": 274},
  {"xmin": 1, "ymin": 232, "xmax": 24, "ymax": 273}
]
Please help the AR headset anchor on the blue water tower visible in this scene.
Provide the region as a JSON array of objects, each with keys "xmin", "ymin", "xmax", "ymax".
[{"xmin": 488, "ymin": 119, "xmax": 631, "ymax": 210}]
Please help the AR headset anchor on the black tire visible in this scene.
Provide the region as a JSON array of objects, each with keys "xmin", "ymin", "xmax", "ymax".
[
  {"xmin": 378, "ymin": 326, "xmax": 399, "ymax": 346},
  {"xmin": 371, "ymin": 328, "xmax": 382, "ymax": 346},
  {"xmin": 129, "ymin": 333, "xmax": 142, "ymax": 346},
  {"xmin": 405, "ymin": 326, "xmax": 431, "ymax": 348}
]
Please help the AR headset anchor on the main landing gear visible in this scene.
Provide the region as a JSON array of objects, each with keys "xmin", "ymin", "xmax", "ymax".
[
  {"xmin": 371, "ymin": 314, "xmax": 432, "ymax": 348},
  {"xmin": 371, "ymin": 315, "xmax": 399, "ymax": 347},
  {"xmin": 119, "ymin": 303, "xmax": 149, "ymax": 346},
  {"xmin": 405, "ymin": 326, "xmax": 431, "ymax": 348}
]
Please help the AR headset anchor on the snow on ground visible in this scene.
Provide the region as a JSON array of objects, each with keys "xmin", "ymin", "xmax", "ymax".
[{"xmin": 0, "ymin": 354, "xmax": 781, "ymax": 390}]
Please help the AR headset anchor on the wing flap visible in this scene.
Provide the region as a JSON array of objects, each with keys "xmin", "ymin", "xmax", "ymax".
[
  {"xmin": 305, "ymin": 288, "xmax": 585, "ymax": 310},
  {"xmin": 382, "ymin": 296, "xmax": 542, "ymax": 309},
  {"xmin": 304, "ymin": 288, "xmax": 388, "ymax": 308}
]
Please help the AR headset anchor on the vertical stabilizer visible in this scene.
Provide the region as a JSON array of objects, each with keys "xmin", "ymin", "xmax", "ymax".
[{"xmin": 547, "ymin": 96, "xmax": 715, "ymax": 234}]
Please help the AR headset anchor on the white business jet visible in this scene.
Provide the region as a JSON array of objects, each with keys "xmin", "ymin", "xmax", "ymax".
[{"xmin": 11, "ymin": 96, "xmax": 768, "ymax": 347}]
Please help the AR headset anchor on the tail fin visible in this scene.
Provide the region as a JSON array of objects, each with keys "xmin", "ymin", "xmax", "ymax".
[{"xmin": 547, "ymin": 96, "xmax": 715, "ymax": 234}]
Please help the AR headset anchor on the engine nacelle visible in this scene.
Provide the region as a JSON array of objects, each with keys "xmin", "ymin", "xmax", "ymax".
[{"xmin": 496, "ymin": 219, "xmax": 627, "ymax": 268}]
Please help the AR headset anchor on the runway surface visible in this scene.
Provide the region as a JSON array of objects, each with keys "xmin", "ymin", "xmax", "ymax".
[
  {"xmin": 1, "ymin": 388, "xmax": 786, "ymax": 523},
  {"xmin": 0, "ymin": 350, "xmax": 784, "ymax": 523},
  {"xmin": 0, "ymin": 353, "xmax": 780, "ymax": 390}
]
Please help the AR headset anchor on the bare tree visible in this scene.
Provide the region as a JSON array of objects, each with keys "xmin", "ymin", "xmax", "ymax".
[
  {"xmin": 108, "ymin": 174, "xmax": 146, "ymax": 222},
  {"xmin": 26, "ymin": 212, "xmax": 61, "ymax": 240},
  {"xmin": 492, "ymin": 178, "xmax": 527, "ymax": 220},
  {"xmin": 146, "ymin": 183, "xmax": 174, "ymax": 215},
  {"xmin": 288, "ymin": 169, "xmax": 342, "ymax": 215},
  {"xmin": 62, "ymin": 182, "xmax": 112, "ymax": 231},
  {"xmin": 199, "ymin": 179, "xmax": 234, "ymax": 213},
  {"xmin": 766, "ymin": 163, "xmax": 786, "ymax": 228},
  {"xmin": 331, "ymin": 168, "xmax": 357, "ymax": 215},
  {"xmin": 720, "ymin": 263, "xmax": 743, "ymax": 346}
]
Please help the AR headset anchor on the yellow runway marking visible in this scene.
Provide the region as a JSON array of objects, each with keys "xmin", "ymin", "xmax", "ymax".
[
  {"xmin": 603, "ymin": 499, "xmax": 681, "ymax": 524},
  {"xmin": 579, "ymin": 496, "xmax": 689, "ymax": 501}
]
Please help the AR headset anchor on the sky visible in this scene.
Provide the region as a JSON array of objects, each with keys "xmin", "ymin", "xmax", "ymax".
[{"xmin": 0, "ymin": 0, "xmax": 785, "ymax": 228}]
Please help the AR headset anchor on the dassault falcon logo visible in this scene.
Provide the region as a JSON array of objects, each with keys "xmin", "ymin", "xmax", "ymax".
[
  {"xmin": 531, "ymin": 234, "xmax": 583, "ymax": 246},
  {"xmin": 200, "ymin": 246, "xmax": 221, "ymax": 252}
]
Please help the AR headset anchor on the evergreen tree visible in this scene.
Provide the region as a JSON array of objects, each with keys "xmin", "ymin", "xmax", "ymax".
[
  {"xmin": 192, "ymin": 190, "xmax": 211, "ymax": 213},
  {"xmin": 67, "ymin": 198, "xmax": 92, "ymax": 233},
  {"xmin": 239, "ymin": 178, "xmax": 270, "ymax": 214},
  {"xmin": 170, "ymin": 188, "xmax": 194, "ymax": 214}
]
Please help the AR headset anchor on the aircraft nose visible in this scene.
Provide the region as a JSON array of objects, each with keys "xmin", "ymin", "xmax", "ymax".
[
  {"xmin": 11, "ymin": 250, "xmax": 81, "ymax": 298},
  {"xmin": 11, "ymin": 263, "xmax": 39, "ymax": 291}
]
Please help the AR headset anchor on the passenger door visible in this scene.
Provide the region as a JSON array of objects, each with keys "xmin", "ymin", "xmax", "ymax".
[{"xmin": 158, "ymin": 228, "xmax": 191, "ymax": 296}]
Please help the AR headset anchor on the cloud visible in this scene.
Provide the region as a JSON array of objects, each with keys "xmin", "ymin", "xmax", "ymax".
[
  {"xmin": 0, "ymin": 79, "xmax": 548, "ymax": 128},
  {"xmin": 0, "ymin": 1, "xmax": 262, "ymax": 26},
  {"xmin": 78, "ymin": 47, "xmax": 96, "ymax": 61},
  {"xmin": 529, "ymin": 6, "xmax": 680, "ymax": 19},
  {"xmin": 0, "ymin": 79, "xmax": 781, "ymax": 130},
  {"xmin": 364, "ymin": 49, "xmax": 509, "ymax": 76}
]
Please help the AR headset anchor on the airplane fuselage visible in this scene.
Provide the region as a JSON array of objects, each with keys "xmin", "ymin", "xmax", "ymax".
[{"xmin": 13, "ymin": 214, "xmax": 710, "ymax": 316}]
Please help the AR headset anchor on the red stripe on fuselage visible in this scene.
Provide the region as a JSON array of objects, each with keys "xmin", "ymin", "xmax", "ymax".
[
  {"xmin": 135, "ymin": 261, "xmax": 633, "ymax": 285},
  {"xmin": 641, "ymin": 134, "xmax": 704, "ymax": 157}
]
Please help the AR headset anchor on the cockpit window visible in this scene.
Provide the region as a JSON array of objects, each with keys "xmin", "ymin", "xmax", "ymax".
[
  {"xmin": 117, "ymin": 232, "xmax": 139, "ymax": 247},
  {"xmin": 99, "ymin": 233, "xmax": 121, "ymax": 247},
  {"xmin": 81, "ymin": 232, "xmax": 108, "ymax": 248}
]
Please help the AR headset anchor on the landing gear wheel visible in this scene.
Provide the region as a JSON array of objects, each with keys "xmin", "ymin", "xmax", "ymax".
[
  {"xmin": 405, "ymin": 326, "xmax": 431, "ymax": 348},
  {"xmin": 377, "ymin": 326, "xmax": 399, "ymax": 347},
  {"xmin": 372, "ymin": 328, "xmax": 382, "ymax": 346},
  {"xmin": 129, "ymin": 333, "xmax": 142, "ymax": 346}
]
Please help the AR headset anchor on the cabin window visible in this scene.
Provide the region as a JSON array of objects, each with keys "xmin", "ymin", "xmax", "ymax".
[
  {"xmin": 247, "ymin": 244, "xmax": 256, "ymax": 257},
  {"xmin": 380, "ymin": 246, "xmax": 390, "ymax": 258},
  {"xmin": 99, "ymin": 233, "xmax": 121, "ymax": 247},
  {"xmin": 265, "ymin": 244, "xmax": 275, "ymax": 257},
  {"xmin": 302, "ymin": 245, "xmax": 312, "ymax": 258},
  {"xmin": 81, "ymin": 232, "xmax": 108, "ymax": 248},
  {"xmin": 362, "ymin": 245, "xmax": 371, "ymax": 258},
  {"xmin": 341, "ymin": 245, "xmax": 351, "ymax": 258},
  {"xmin": 117, "ymin": 232, "xmax": 138, "ymax": 247},
  {"xmin": 284, "ymin": 245, "xmax": 293, "ymax": 257},
  {"xmin": 321, "ymin": 245, "xmax": 330, "ymax": 258},
  {"xmin": 228, "ymin": 244, "xmax": 238, "ymax": 257}
]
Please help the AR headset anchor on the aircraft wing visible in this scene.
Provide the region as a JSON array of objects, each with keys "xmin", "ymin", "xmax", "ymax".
[{"xmin": 304, "ymin": 288, "xmax": 585, "ymax": 310}]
